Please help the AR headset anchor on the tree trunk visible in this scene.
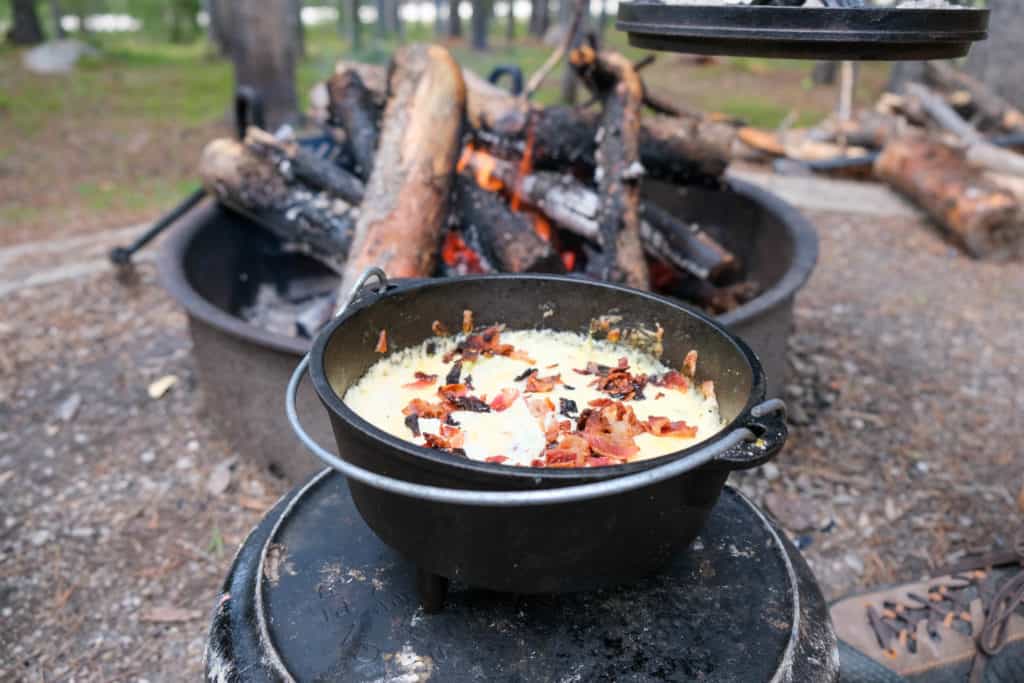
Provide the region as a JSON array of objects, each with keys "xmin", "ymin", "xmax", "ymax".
[
  {"xmin": 50, "ymin": 0, "xmax": 65, "ymax": 38},
  {"xmin": 7, "ymin": 0, "xmax": 46, "ymax": 45},
  {"xmin": 448, "ymin": 0, "xmax": 462, "ymax": 37},
  {"xmin": 342, "ymin": 0, "xmax": 362, "ymax": 49},
  {"xmin": 470, "ymin": 0, "xmax": 490, "ymax": 51},
  {"xmin": 529, "ymin": 0, "xmax": 548, "ymax": 37},
  {"xmin": 505, "ymin": 0, "xmax": 514, "ymax": 43},
  {"xmin": 293, "ymin": 0, "xmax": 306, "ymax": 58},
  {"xmin": 224, "ymin": 1, "xmax": 299, "ymax": 130},
  {"xmin": 966, "ymin": 0, "xmax": 1024, "ymax": 111},
  {"xmin": 376, "ymin": 0, "xmax": 389, "ymax": 37}
]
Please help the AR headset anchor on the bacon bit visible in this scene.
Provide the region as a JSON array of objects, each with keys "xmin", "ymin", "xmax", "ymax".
[
  {"xmin": 507, "ymin": 348, "xmax": 536, "ymax": 364},
  {"xmin": 586, "ymin": 358, "xmax": 647, "ymax": 401},
  {"xmin": 404, "ymin": 413, "xmax": 420, "ymax": 437},
  {"xmin": 559, "ymin": 397, "xmax": 578, "ymax": 418},
  {"xmin": 485, "ymin": 455, "xmax": 510, "ymax": 464},
  {"xmin": 432, "ymin": 320, "xmax": 450, "ymax": 336},
  {"xmin": 579, "ymin": 400, "xmax": 643, "ymax": 460},
  {"xmin": 683, "ymin": 350, "xmax": 698, "ymax": 378},
  {"xmin": 514, "ymin": 367, "xmax": 538, "ymax": 382},
  {"xmin": 462, "ymin": 309, "xmax": 474, "ymax": 334},
  {"xmin": 545, "ymin": 434, "xmax": 591, "ymax": 468},
  {"xmin": 445, "ymin": 360, "xmax": 462, "ymax": 385},
  {"xmin": 561, "ymin": 250, "xmax": 577, "ymax": 272},
  {"xmin": 573, "ymin": 362, "xmax": 612, "ymax": 376},
  {"xmin": 402, "ymin": 371, "xmax": 438, "ymax": 389},
  {"xmin": 440, "ymin": 423, "xmax": 465, "ymax": 448},
  {"xmin": 374, "ymin": 330, "xmax": 388, "ymax": 353},
  {"xmin": 489, "ymin": 387, "xmax": 520, "ymax": 412},
  {"xmin": 651, "ymin": 370, "xmax": 690, "ymax": 393},
  {"xmin": 588, "ymin": 398, "xmax": 613, "ymax": 408},
  {"xmin": 544, "ymin": 419, "xmax": 573, "ymax": 445},
  {"xmin": 450, "ymin": 395, "xmax": 491, "ymax": 413},
  {"xmin": 700, "ymin": 380, "xmax": 716, "ymax": 400},
  {"xmin": 438, "ymin": 383, "xmax": 469, "ymax": 400},
  {"xmin": 527, "ymin": 396, "xmax": 555, "ymax": 419},
  {"xmin": 644, "ymin": 416, "xmax": 699, "ymax": 438},
  {"xmin": 606, "ymin": 328, "xmax": 621, "ymax": 343},
  {"xmin": 586, "ymin": 455, "xmax": 626, "ymax": 467},
  {"xmin": 655, "ymin": 392, "xmax": 666, "ymax": 400},
  {"xmin": 403, "ymin": 398, "xmax": 449, "ymax": 419},
  {"xmin": 545, "ymin": 363, "xmax": 559, "ymax": 369},
  {"xmin": 525, "ymin": 373, "xmax": 562, "ymax": 393},
  {"xmin": 530, "ymin": 458, "xmax": 547, "ymax": 468}
]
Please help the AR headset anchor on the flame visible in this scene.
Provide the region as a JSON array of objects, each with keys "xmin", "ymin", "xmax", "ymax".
[
  {"xmin": 459, "ymin": 144, "xmax": 504, "ymax": 193},
  {"xmin": 510, "ymin": 125, "xmax": 535, "ymax": 212},
  {"xmin": 532, "ymin": 212, "xmax": 552, "ymax": 242},
  {"xmin": 561, "ymin": 250, "xmax": 577, "ymax": 272},
  {"xmin": 441, "ymin": 230, "xmax": 485, "ymax": 273}
]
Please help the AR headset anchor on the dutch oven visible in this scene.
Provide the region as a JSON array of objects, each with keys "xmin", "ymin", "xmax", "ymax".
[{"xmin": 287, "ymin": 270, "xmax": 787, "ymax": 609}]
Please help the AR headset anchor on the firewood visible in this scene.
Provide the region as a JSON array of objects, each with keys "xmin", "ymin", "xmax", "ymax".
[
  {"xmin": 925, "ymin": 61, "xmax": 1024, "ymax": 133},
  {"xmin": 338, "ymin": 44, "xmax": 467, "ymax": 302},
  {"xmin": 671, "ymin": 277, "xmax": 759, "ymax": 316},
  {"xmin": 874, "ymin": 136, "xmax": 1022, "ymax": 260},
  {"xmin": 326, "ymin": 68, "xmax": 382, "ymax": 179},
  {"xmin": 451, "ymin": 173, "xmax": 563, "ymax": 273},
  {"xmin": 243, "ymin": 127, "xmax": 365, "ymax": 204},
  {"xmin": 459, "ymin": 148, "xmax": 737, "ymax": 281},
  {"xmin": 198, "ymin": 138, "xmax": 357, "ymax": 270},
  {"xmin": 906, "ymin": 83, "xmax": 1024, "ymax": 178},
  {"xmin": 569, "ymin": 46, "xmax": 649, "ymax": 290}
]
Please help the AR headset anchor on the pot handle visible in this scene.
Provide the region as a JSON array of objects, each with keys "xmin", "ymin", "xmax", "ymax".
[
  {"xmin": 286, "ymin": 355, "xmax": 782, "ymax": 507},
  {"xmin": 715, "ymin": 398, "xmax": 788, "ymax": 470}
]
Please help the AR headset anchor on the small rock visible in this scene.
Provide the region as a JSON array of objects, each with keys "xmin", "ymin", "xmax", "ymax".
[
  {"xmin": 765, "ymin": 491, "xmax": 817, "ymax": 532},
  {"xmin": 175, "ymin": 456, "xmax": 194, "ymax": 470},
  {"xmin": 139, "ymin": 450, "xmax": 156, "ymax": 464},
  {"xmin": 784, "ymin": 384, "xmax": 805, "ymax": 399},
  {"xmin": 73, "ymin": 433, "xmax": 88, "ymax": 445},
  {"xmin": 67, "ymin": 527, "xmax": 95, "ymax": 538},
  {"xmin": 29, "ymin": 529, "xmax": 53, "ymax": 546},
  {"xmin": 788, "ymin": 402, "xmax": 810, "ymax": 426},
  {"xmin": 850, "ymin": 418, "xmax": 865, "ymax": 430},
  {"xmin": 55, "ymin": 393, "xmax": 82, "ymax": 422},
  {"xmin": 857, "ymin": 511, "xmax": 871, "ymax": 528},
  {"xmin": 762, "ymin": 463, "xmax": 781, "ymax": 481},
  {"xmin": 187, "ymin": 440, "xmax": 200, "ymax": 452},
  {"xmin": 148, "ymin": 375, "xmax": 178, "ymax": 400},
  {"xmin": 844, "ymin": 553, "xmax": 865, "ymax": 575},
  {"xmin": 884, "ymin": 498, "xmax": 898, "ymax": 522},
  {"xmin": 916, "ymin": 461, "xmax": 930, "ymax": 473},
  {"xmin": 206, "ymin": 457, "xmax": 237, "ymax": 496}
]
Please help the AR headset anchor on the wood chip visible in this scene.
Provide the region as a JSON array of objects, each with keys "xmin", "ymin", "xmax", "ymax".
[
  {"xmin": 206, "ymin": 457, "xmax": 237, "ymax": 497},
  {"xmin": 139, "ymin": 606, "xmax": 202, "ymax": 623},
  {"xmin": 147, "ymin": 375, "xmax": 178, "ymax": 400}
]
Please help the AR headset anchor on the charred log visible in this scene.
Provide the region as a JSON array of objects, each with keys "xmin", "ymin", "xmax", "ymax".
[
  {"xmin": 198, "ymin": 138, "xmax": 357, "ymax": 271},
  {"xmin": 925, "ymin": 61, "xmax": 1024, "ymax": 133},
  {"xmin": 338, "ymin": 44, "xmax": 467, "ymax": 301},
  {"xmin": 326, "ymin": 68, "xmax": 382, "ymax": 179},
  {"xmin": 244, "ymin": 127, "xmax": 365, "ymax": 204},
  {"xmin": 452, "ymin": 174, "xmax": 564, "ymax": 273}
]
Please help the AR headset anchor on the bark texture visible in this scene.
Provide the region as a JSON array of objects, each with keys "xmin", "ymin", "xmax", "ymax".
[{"xmin": 338, "ymin": 44, "xmax": 467, "ymax": 300}]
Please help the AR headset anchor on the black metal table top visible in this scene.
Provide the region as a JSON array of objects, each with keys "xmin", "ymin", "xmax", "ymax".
[{"xmin": 205, "ymin": 470, "xmax": 838, "ymax": 682}]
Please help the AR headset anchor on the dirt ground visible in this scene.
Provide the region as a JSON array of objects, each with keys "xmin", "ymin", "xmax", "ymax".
[{"xmin": 1, "ymin": 191, "xmax": 1022, "ymax": 680}]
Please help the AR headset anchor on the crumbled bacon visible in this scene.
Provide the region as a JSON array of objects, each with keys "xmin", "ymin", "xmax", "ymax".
[
  {"xmin": 462, "ymin": 309, "xmax": 474, "ymax": 334},
  {"xmin": 443, "ymin": 325, "xmax": 521, "ymax": 363},
  {"xmin": 432, "ymin": 320, "xmax": 450, "ymax": 336},
  {"xmin": 545, "ymin": 434, "xmax": 591, "ymax": 468},
  {"xmin": 525, "ymin": 373, "xmax": 561, "ymax": 393},
  {"xmin": 530, "ymin": 458, "xmax": 547, "ymax": 468},
  {"xmin": 402, "ymin": 371, "xmax": 438, "ymax": 389},
  {"xmin": 440, "ymin": 423, "xmax": 465, "ymax": 447},
  {"xmin": 489, "ymin": 387, "xmax": 520, "ymax": 412},
  {"xmin": 700, "ymin": 380, "xmax": 716, "ymax": 400},
  {"xmin": 683, "ymin": 350, "xmax": 698, "ymax": 378},
  {"xmin": 586, "ymin": 455, "xmax": 626, "ymax": 467},
  {"xmin": 514, "ymin": 368, "xmax": 537, "ymax": 382},
  {"xmin": 579, "ymin": 400, "xmax": 643, "ymax": 460},
  {"xmin": 374, "ymin": 329, "xmax": 388, "ymax": 353},
  {"xmin": 403, "ymin": 398, "xmax": 450, "ymax": 419},
  {"xmin": 545, "ymin": 419, "xmax": 572, "ymax": 445},
  {"xmin": 527, "ymin": 396, "xmax": 555, "ymax": 419},
  {"xmin": 438, "ymin": 383, "xmax": 469, "ymax": 400},
  {"xmin": 644, "ymin": 416, "xmax": 699, "ymax": 438},
  {"xmin": 573, "ymin": 361, "xmax": 612, "ymax": 376},
  {"xmin": 650, "ymin": 370, "xmax": 690, "ymax": 392},
  {"xmin": 589, "ymin": 362, "xmax": 647, "ymax": 401},
  {"xmin": 485, "ymin": 455, "xmax": 509, "ymax": 464}
]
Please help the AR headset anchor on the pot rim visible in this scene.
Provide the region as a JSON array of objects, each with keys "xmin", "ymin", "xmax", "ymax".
[{"xmin": 308, "ymin": 273, "xmax": 767, "ymax": 484}]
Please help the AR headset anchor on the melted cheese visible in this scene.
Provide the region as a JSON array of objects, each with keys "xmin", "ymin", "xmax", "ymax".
[{"xmin": 342, "ymin": 329, "xmax": 724, "ymax": 466}]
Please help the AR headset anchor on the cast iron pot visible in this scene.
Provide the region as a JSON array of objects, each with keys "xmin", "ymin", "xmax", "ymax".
[{"xmin": 288, "ymin": 272, "xmax": 787, "ymax": 610}]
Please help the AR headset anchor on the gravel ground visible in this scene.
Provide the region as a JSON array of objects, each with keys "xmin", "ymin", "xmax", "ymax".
[{"xmin": 1, "ymin": 205, "xmax": 1022, "ymax": 680}]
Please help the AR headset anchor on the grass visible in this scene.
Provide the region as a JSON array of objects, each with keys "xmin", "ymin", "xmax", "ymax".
[{"xmin": 0, "ymin": 20, "xmax": 885, "ymax": 246}]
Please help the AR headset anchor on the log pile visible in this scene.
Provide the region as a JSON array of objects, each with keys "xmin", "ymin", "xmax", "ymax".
[
  {"xmin": 741, "ymin": 61, "xmax": 1024, "ymax": 261},
  {"xmin": 199, "ymin": 39, "xmax": 756, "ymax": 337}
]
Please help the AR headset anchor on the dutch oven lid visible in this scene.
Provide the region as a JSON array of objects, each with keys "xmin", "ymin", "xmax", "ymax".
[
  {"xmin": 616, "ymin": 3, "xmax": 989, "ymax": 61},
  {"xmin": 207, "ymin": 471, "xmax": 838, "ymax": 682}
]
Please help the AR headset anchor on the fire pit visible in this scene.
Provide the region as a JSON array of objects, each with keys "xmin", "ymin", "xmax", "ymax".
[{"xmin": 158, "ymin": 177, "xmax": 816, "ymax": 482}]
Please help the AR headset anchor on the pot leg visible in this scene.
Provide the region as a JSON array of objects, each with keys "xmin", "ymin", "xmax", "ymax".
[{"xmin": 416, "ymin": 568, "xmax": 449, "ymax": 613}]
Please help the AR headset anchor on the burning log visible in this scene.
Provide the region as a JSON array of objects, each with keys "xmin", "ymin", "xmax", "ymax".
[
  {"xmin": 338, "ymin": 44, "xmax": 467, "ymax": 301},
  {"xmin": 458, "ymin": 146, "xmax": 737, "ymax": 281},
  {"xmin": 452, "ymin": 173, "xmax": 564, "ymax": 273},
  {"xmin": 326, "ymin": 69, "xmax": 382, "ymax": 180},
  {"xmin": 198, "ymin": 138, "xmax": 357, "ymax": 271},
  {"xmin": 569, "ymin": 45, "xmax": 649, "ymax": 290},
  {"xmin": 874, "ymin": 136, "xmax": 1022, "ymax": 260}
]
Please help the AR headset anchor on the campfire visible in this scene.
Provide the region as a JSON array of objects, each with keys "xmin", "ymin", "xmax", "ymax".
[{"xmin": 198, "ymin": 41, "xmax": 758, "ymax": 339}]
